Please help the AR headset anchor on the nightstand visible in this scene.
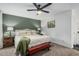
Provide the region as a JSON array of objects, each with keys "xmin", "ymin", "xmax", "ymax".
[{"xmin": 3, "ymin": 37, "xmax": 14, "ymax": 48}]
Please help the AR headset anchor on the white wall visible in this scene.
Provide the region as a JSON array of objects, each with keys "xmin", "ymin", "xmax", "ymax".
[
  {"xmin": 41, "ymin": 10, "xmax": 73, "ymax": 48},
  {"xmin": 0, "ymin": 10, "xmax": 3, "ymax": 48}
]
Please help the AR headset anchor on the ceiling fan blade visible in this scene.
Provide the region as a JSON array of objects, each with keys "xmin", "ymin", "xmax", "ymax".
[
  {"xmin": 33, "ymin": 3, "xmax": 39, "ymax": 9},
  {"xmin": 41, "ymin": 10, "xmax": 49, "ymax": 13},
  {"xmin": 27, "ymin": 9, "xmax": 37, "ymax": 11},
  {"xmin": 40, "ymin": 3, "xmax": 52, "ymax": 9}
]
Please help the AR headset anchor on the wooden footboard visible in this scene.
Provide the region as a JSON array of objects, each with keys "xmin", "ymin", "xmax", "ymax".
[{"xmin": 28, "ymin": 42, "xmax": 51, "ymax": 55}]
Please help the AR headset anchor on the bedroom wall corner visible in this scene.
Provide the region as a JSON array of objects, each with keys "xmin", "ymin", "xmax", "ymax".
[{"xmin": 41, "ymin": 10, "xmax": 72, "ymax": 48}]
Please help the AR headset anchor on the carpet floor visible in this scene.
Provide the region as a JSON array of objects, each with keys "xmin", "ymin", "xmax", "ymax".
[{"xmin": 0, "ymin": 43, "xmax": 79, "ymax": 56}]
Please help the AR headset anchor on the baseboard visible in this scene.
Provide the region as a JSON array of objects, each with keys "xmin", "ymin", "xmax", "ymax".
[{"xmin": 50, "ymin": 38, "xmax": 73, "ymax": 48}]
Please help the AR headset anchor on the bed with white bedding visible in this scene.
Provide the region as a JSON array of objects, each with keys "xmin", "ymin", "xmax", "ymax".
[
  {"xmin": 14, "ymin": 29, "xmax": 50, "ymax": 48},
  {"xmin": 15, "ymin": 35, "xmax": 50, "ymax": 48}
]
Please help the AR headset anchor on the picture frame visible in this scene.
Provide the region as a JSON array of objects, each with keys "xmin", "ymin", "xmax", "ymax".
[{"xmin": 47, "ymin": 20, "xmax": 55, "ymax": 28}]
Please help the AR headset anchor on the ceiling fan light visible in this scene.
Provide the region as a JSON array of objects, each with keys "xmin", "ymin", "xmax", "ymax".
[{"xmin": 37, "ymin": 10, "xmax": 42, "ymax": 15}]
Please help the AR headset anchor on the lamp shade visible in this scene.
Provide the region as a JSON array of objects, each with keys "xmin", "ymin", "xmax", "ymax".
[{"xmin": 7, "ymin": 26, "xmax": 13, "ymax": 31}]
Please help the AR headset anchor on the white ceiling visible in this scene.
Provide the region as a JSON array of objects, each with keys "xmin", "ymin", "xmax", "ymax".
[{"xmin": 0, "ymin": 3, "xmax": 79, "ymax": 20}]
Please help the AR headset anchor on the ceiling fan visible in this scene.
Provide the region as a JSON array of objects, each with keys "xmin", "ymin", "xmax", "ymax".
[{"xmin": 27, "ymin": 3, "xmax": 52, "ymax": 15}]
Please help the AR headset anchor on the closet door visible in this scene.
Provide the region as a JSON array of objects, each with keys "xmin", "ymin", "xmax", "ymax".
[{"xmin": 0, "ymin": 10, "xmax": 3, "ymax": 48}]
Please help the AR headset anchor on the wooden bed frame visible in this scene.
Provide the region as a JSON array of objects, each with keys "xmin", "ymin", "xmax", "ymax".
[{"xmin": 28, "ymin": 42, "xmax": 51, "ymax": 55}]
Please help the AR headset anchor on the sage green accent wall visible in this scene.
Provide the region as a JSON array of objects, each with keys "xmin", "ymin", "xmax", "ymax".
[{"xmin": 3, "ymin": 14, "xmax": 41, "ymax": 32}]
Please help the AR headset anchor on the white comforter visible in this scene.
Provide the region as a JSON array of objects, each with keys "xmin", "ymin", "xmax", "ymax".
[{"xmin": 14, "ymin": 35, "xmax": 50, "ymax": 48}]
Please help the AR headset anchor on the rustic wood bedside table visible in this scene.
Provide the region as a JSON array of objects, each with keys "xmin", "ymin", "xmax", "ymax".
[{"xmin": 3, "ymin": 37, "xmax": 14, "ymax": 48}]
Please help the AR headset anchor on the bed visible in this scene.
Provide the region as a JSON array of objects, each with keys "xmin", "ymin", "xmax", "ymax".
[
  {"xmin": 14, "ymin": 29, "xmax": 51, "ymax": 55},
  {"xmin": 15, "ymin": 35, "xmax": 50, "ymax": 48}
]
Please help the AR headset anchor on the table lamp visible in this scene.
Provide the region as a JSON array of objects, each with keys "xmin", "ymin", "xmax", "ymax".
[{"xmin": 7, "ymin": 26, "xmax": 13, "ymax": 37}]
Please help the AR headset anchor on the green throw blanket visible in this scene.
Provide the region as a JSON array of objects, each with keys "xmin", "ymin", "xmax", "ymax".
[{"xmin": 16, "ymin": 37, "xmax": 30, "ymax": 56}]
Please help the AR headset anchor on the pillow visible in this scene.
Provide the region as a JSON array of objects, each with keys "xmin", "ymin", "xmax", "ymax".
[
  {"xmin": 31, "ymin": 30, "xmax": 37, "ymax": 35},
  {"xmin": 15, "ymin": 29, "xmax": 37, "ymax": 36},
  {"xmin": 26, "ymin": 31, "xmax": 31, "ymax": 35},
  {"xmin": 15, "ymin": 30, "xmax": 27, "ymax": 36}
]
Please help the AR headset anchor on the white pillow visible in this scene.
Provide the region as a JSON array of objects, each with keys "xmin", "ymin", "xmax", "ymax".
[
  {"xmin": 15, "ymin": 29, "xmax": 37, "ymax": 36},
  {"xmin": 15, "ymin": 30, "xmax": 27, "ymax": 36},
  {"xmin": 31, "ymin": 30, "xmax": 37, "ymax": 35}
]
